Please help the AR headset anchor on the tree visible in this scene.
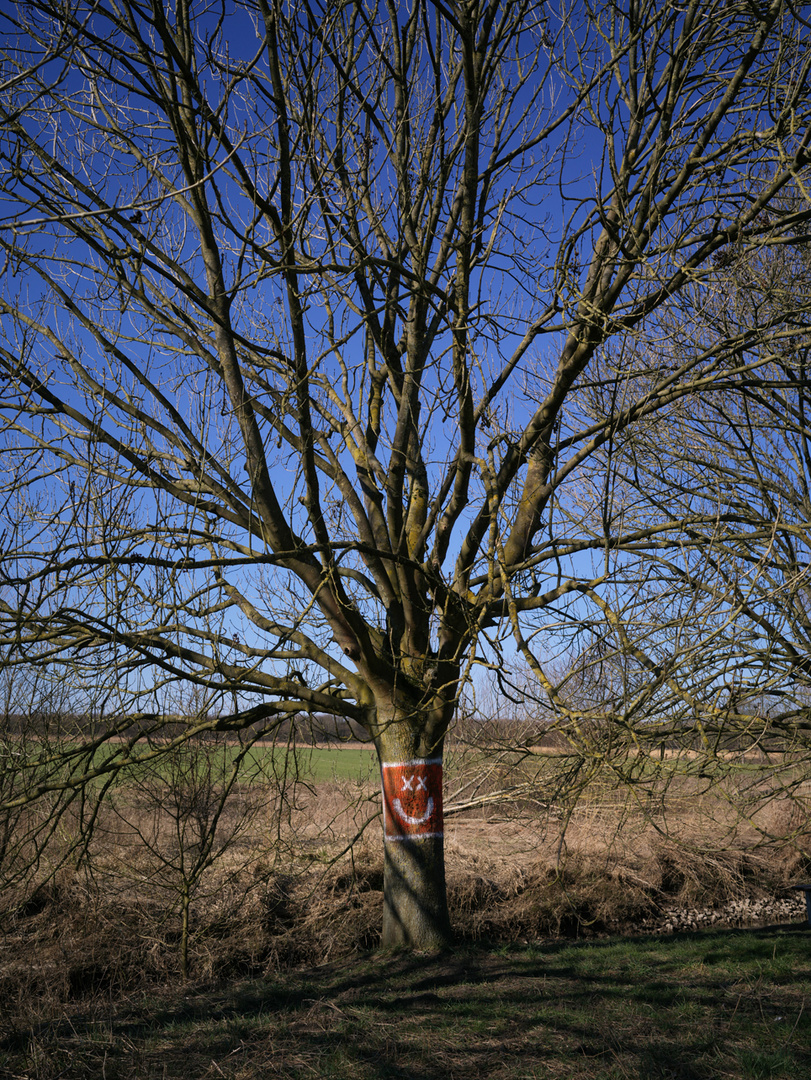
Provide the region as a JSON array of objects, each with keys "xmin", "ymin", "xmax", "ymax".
[
  {"xmin": 0, "ymin": 0, "xmax": 809, "ymax": 948},
  {"xmin": 117, "ymin": 729, "xmax": 268, "ymax": 981},
  {"xmin": 572, "ymin": 193, "xmax": 811, "ymax": 810}
]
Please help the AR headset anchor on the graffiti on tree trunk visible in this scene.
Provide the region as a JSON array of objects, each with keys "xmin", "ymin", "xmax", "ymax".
[{"xmin": 381, "ymin": 758, "xmax": 443, "ymax": 841}]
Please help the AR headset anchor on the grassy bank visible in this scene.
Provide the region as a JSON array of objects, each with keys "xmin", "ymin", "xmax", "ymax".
[{"xmin": 2, "ymin": 927, "xmax": 809, "ymax": 1079}]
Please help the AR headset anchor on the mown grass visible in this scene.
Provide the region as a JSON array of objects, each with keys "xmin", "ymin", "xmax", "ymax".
[
  {"xmin": 10, "ymin": 739, "xmax": 379, "ymax": 787},
  {"xmin": 2, "ymin": 926, "xmax": 809, "ymax": 1079},
  {"xmin": 270, "ymin": 744, "xmax": 376, "ymax": 782},
  {"xmin": 146, "ymin": 741, "xmax": 377, "ymax": 783}
]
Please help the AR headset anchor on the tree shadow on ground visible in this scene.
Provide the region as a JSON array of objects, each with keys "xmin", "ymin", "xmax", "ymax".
[{"xmin": 3, "ymin": 925, "xmax": 809, "ymax": 1080}]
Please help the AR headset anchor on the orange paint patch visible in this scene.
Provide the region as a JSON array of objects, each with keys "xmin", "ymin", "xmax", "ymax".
[{"xmin": 381, "ymin": 759, "xmax": 444, "ymax": 841}]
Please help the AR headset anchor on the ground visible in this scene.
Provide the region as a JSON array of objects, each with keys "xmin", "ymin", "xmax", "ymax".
[{"xmin": 2, "ymin": 927, "xmax": 810, "ymax": 1079}]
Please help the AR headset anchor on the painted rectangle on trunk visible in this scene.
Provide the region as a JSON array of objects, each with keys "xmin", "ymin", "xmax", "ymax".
[{"xmin": 381, "ymin": 758, "xmax": 443, "ymax": 841}]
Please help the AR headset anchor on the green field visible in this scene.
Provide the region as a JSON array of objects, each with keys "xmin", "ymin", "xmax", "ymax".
[
  {"xmin": 3, "ymin": 734, "xmax": 810, "ymax": 1079},
  {"xmin": 4, "ymin": 739, "xmax": 380, "ymax": 789},
  {"xmin": 249, "ymin": 743, "xmax": 378, "ymax": 782},
  {"xmin": 113, "ymin": 741, "xmax": 380, "ymax": 785}
]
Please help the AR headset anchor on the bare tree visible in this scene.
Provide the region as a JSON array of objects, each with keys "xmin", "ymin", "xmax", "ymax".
[
  {"xmin": 0, "ymin": 0, "xmax": 809, "ymax": 948},
  {"xmin": 573, "ymin": 195, "xmax": 811, "ymax": 782},
  {"xmin": 114, "ymin": 729, "xmax": 267, "ymax": 981}
]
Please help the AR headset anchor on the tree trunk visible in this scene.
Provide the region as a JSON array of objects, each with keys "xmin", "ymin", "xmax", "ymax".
[
  {"xmin": 180, "ymin": 885, "xmax": 191, "ymax": 980},
  {"xmin": 376, "ymin": 721, "xmax": 452, "ymax": 949},
  {"xmin": 381, "ymin": 829, "xmax": 451, "ymax": 949}
]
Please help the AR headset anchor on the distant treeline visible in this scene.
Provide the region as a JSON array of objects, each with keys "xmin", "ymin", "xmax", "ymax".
[
  {"xmin": 0, "ymin": 709, "xmax": 792, "ymax": 756},
  {"xmin": 0, "ymin": 710, "xmax": 371, "ymax": 744}
]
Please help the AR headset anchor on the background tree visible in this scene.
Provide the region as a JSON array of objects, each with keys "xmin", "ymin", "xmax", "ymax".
[
  {"xmin": 562, "ymin": 193, "xmax": 811, "ymax": 825},
  {"xmin": 116, "ymin": 729, "xmax": 267, "ymax": 981},
  {"xmin": 0, "ymin": 0, "xmax": 809, "ymax": 948}
]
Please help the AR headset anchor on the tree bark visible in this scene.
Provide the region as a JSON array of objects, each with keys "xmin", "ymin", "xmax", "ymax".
[{"xmin": 381, "ymin": 830, "xmax": 451, "ymax": 949}]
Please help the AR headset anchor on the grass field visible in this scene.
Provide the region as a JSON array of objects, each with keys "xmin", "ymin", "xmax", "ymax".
[
  {"xmin": 15, "ymin": 739, "xmax": 381, "ymax": 788},
  {"xmin": 263, "ymin": 743, "xmax": 377, "ymax": 782},
  {"xmin": 164, "ymin": 741, "xmax": 378, "ymax": 783},
  {"xmin": 2, "ymin": 927, "xmax": 809, "ymax": 1079}
]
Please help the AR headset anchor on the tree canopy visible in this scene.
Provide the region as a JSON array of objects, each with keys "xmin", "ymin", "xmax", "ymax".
[{"xmin": 1, "ymin": 0, "xmax": 809, "ymax": 946}]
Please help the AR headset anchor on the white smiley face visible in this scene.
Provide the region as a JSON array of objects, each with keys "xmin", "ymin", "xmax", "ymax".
[{"xmin": 392, "ymin": 771, "xmax": 433, "ymax": 824}]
